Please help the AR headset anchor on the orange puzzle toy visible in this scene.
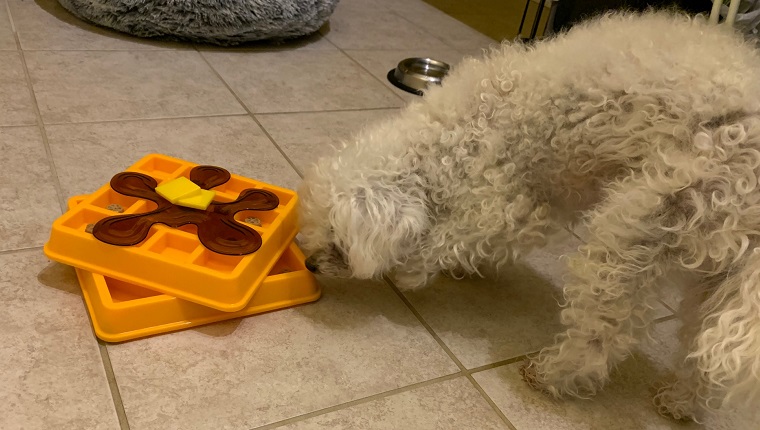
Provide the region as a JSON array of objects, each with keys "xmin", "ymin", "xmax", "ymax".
[
  {"xmin": 44, "ymin": 154, "xmax": 321, "ymax": 342},
  {"xmin": 45, "ymin": 154, "xmax": 302, "ymax": 312},
  {"xmin": 70, "ymin": 192, "xmax": 319, "ymax": 342}
]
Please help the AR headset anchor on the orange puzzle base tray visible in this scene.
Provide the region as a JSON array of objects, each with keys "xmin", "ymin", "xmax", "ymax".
[
  {"xmin": 66, "ymin": 196, "xmax": 320, "ymax": 343},
  {"xmin": 75, "ymin": 243, "xmax": 321, "ymax": 343}
]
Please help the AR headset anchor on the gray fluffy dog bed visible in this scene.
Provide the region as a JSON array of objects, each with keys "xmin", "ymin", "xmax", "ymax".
[{"xmin": 57, "ymin": 0, "xmax": 340, "ymax": 45}]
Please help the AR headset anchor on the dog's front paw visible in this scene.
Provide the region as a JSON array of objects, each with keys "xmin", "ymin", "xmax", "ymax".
[
  {"xmin": 652, "ymin": 381, "xmax": 699, "ymax": 422},
  {"xmin": 520, "ymin": 358, "xmax": 548, "ymax": 392},
  {"xmin": 520, "ymin": 356, "xmax": 599, "ymax": 399}
]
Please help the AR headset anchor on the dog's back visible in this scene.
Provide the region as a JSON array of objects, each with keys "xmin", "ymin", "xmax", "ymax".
[{"xmin": 420, "ymin": 12, "xmax": 760, "ymax": 213}]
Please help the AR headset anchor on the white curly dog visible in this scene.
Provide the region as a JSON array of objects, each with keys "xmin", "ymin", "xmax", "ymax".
[{"xmin": 297, "ymin": 11, "xmax": 760, "ymax": 422}]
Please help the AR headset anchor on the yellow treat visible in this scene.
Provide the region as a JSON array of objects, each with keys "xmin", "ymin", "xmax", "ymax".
[
  {"xmin": 176, "ymin": 189, "xmax": 216, "ymax": 210},
  {"xmin": 155, "ymin": 177, "xmax": 201, "ymax": 203}
]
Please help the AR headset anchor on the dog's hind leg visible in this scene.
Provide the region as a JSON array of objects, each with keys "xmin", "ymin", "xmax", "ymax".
[
  {"xmin": 521, "ymin": 173, "xmax": 687, "ymax": 398},
  {"xmin": 657, "ymin": 251, "xmax": 760, "ymax": 420},
  {"xmin": 652, "ymin": 277, "xmax": 714, "ymax": 421}
]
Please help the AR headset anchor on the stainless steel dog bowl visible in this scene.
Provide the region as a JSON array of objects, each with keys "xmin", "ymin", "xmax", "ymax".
[{"xmin": 387, "ymin": 57, "xmax": 450, "ymax": 96}]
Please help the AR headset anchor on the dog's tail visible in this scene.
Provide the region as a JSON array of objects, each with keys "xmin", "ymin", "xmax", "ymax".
[{"xmin": 689, "ymin": 247, "xmax": 760, "ymax": 412}]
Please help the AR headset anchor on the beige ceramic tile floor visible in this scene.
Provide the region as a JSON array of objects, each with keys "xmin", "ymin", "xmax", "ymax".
[{"xmin": 0, "ymin": 0, "xmax": 754, "ymax": 429}]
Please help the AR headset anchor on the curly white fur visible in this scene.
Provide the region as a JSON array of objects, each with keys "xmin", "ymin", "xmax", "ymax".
[{"xmin": 298, "ymin": 11, "xmax": 760, "ymax": 421}]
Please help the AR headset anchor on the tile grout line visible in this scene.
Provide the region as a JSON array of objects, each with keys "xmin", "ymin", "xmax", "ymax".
[
  {"xmin": 463, "ymin": 373, "xmax": 518, "ymax": 430},
  {"xmin": 331, "ymin": 0, "xmax": 494, "ymax": 54},
  {"xmin": 256, "ymin": 106, "xmax": 400, "ymax": 117},
  {"xmin": 250, "ymin": 373, "xmax": 462, "ymax": 430},
  {"xmin": 319, "ymin": 34, "xmax": 409, "ymax": 104},
  {"xmin": 15, "ymin": 45, "xmax": 329, "ymax": 52},
  {"xmin": 10, "ymin": 24, "xmax": 66, "ymax": 214},
  {"xmin": 388, "ymin": 8, "xmax": 465, "ymax": 52},
  {"xmin": 0, "ymin": 106, "xmax": 402, "ymax": 129},
  {"xmin": 654, "ymin": 314, "xmax": 678, "ymax": 324},
  {"xmin": 253, "ymin": 353, "xmax": 534, "ymax": 430},
  {"xmin": 387, "ymin": 7, "xmax": 496, "ymax": 53},
  {"xmin": 381, "ymin": 277, "xmax": 468, "ymax": 369},
  {"xmin": 0, "ymin": 122, "xmax": 39, "ymax": 128},
  {"xmin": 195, "ymin": 47, "xmax": 310, "ymax": 178},
  {"xmin": 248, "ymin": 277, "xmax": 532, "ymax": 430},
  {"xmin": 95, "ymin": 340, "xmax": 132, "ymax": 430},
  {"xmin": 246, "ymin": 273, "xmax": 531, "ymax": 430},
  {"xmin": 566, "ymin": 225, "xmax": 585, "ymax": 242},
  {"xmin": 381, "ymin": 276, "xmax": 518, "ymax": 430},
  {"xmin": 468, "ymin": 355, "xmax": 531, "ymax": 375},
  {"xmin": 4, "ymin": 0, "xmax": 15, "ymax": 34},
  {"xmin": 658, "ymin": 299, "xmax": 677, "ymax": 314},
  {"xmin": 0, "ymin": 245, "xmax": 43, "ymax": 255},
  {"xmin": 14, "ymin": 48, "xmax": 191, "ymax": 52},
  {"xmin": 7, "ymin": 8, "xmax": 132, "ymax": 428},
  {"xmin": 43, "ymin": 112, "xmax": 251, "ymax": 126}
]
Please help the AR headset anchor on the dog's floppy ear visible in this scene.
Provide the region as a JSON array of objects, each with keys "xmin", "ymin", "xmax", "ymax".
[{"xmin": 330, "ymin": 180, "xmax": 428, "ymax": 278}]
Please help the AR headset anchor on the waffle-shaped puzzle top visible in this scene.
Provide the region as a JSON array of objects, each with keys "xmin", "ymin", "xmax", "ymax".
[
  {"xmin": 44, "ymin": 154, "xmax": 299, "ymax": 312},
  {"xmin": 93, "ymin": 167, "xmax": 279, "ymax": 255}
]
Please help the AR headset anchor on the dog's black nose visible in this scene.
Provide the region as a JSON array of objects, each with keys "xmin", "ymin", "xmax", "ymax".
[{"xmin": 305, "ymin": 258, "xmax": 318, "ymax": 273}]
